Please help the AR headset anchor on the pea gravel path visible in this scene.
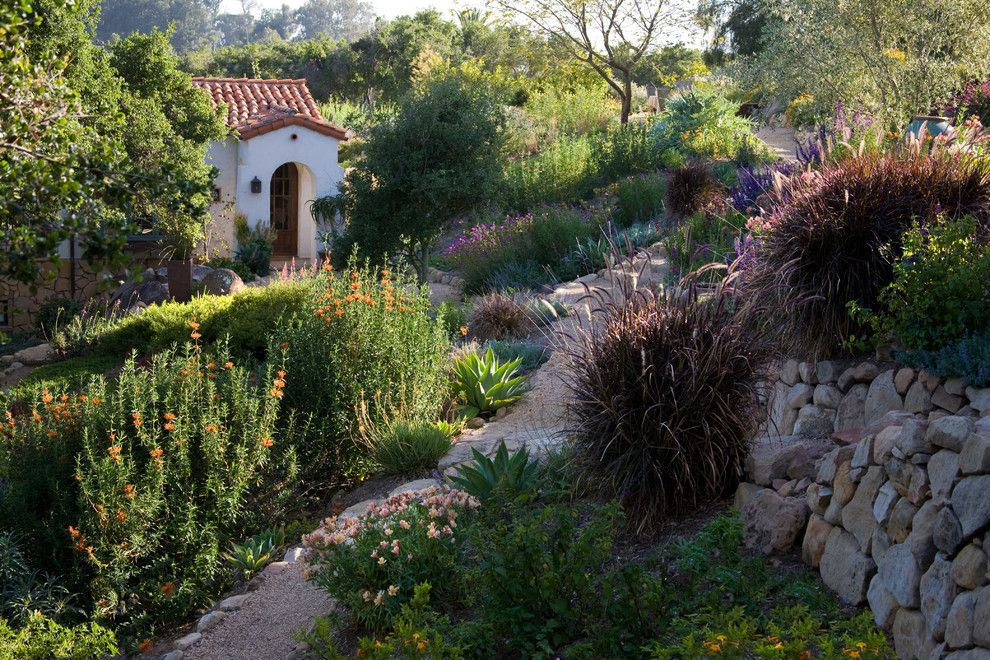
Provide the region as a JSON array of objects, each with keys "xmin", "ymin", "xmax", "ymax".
[{"xmin": 182, "ymin": 562, "xmax": 334, "ymax": 660}]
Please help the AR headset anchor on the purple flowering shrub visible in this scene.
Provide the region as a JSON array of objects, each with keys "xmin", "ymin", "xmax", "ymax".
[
  {"xmin": 444, "ymin": 206, "xmax": 595, "ymax": 292},
  {"xmin": 942, "ymin": 78, "xmax": 990, "ymax": 126},
  {"xmin": 302, "ymin": 485, "xmax": 479, "ymax": 630},
  {"xmin": 796, "ymin": 102, "xmax": 892, "ymax": 167},
  {"xmin": 728, "ymin": 162, "xmax": 798, "ymax": 216}
]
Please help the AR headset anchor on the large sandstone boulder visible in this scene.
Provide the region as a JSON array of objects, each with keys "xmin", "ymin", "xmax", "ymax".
[
  {"xmin": 12, "ymin": 343, "xmax": 53, "ymax": 366},
  {"xmin": 741, "ymin": 489, "xmax": 808, "ymax": 554},
  {"xmin": 819, "ymin": 527, "xmax": 875, "ymax": 605},
  {"xmin": 201, "ymin": 268, "xmax": 246, "ymax": 296}
]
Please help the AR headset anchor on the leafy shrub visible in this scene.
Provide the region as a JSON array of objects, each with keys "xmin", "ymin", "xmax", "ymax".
[
  {"xmin": 449, "ymin": 442, "xmax": 540, "ymax": 503},
  {"xmin": 302, "ymin": 486, "xmax": 479, "ymax": 630},
  {"xmin": 270, "ymin": 262, "xmax": 450, "ymax": 484},
  {"xmin": 467, "ymin": 293, "xmax": 533, "ymax": 341},
  {"xmin": 863, "ymin": 217, "xmax": 990, "ymax": 352},
  {"xmin": 653, "ymin": 90, "xmax": 756, "ymax": 160},
  {"xmin": 564, "ymin": 280, "xmax": 773, "ymax": 531},
  {"xmin": 234, "ymin": 214, "xmax": 275, "ymax": 277},
  {"xmin": 301, "ymin": 583, "xmax": 470, "ymax": 659},
  {"xmin": 664, "ymin": 163, "xmax": 725, "ymax": 220},
  {"xmin": 485, "ymin": 339, "xmax": 548, "ymax": 371},
  {"xmin": 95, "ymin": 280, "xmax": 311, "ymax": 359},
  {"xmin": 501, "ymin": 135, "xmax": 596, "ymax": 209},
  {"xmin": 500, "ymin": 123, "xmax": 673, "ymax": 211},
  {"xmin": 645, "ymin": 515, "xmax": 891, "ymax": 658},
  {"xmin": 452, "ymin": 347, "xmax": 529, "ymax": 418},
  {"xmin": 358, "ymin": 418, "xmax": 453, "ymax": 476},
  {"xmin": 434, "ymin": 301, "xmax": 468, "ymax": 340},
  {"xmin": 0, "ymin": 614, "xmax": 117, "ymax": 660},
  {"xmin": 943, "ymin": 77, "xmax": 990, "ymax": 126},
  {"xmin": 614, "ymin": 173, "xmax": 665, "ymax": 227},
  {"xmin": 897, "ymin": 329, "xmax": 990, "ymax": 387},
  {"xmin": 0, "ymin": 338, "xmax": 292, "ymax": 638},
  {"xmin": 466, "ymin": 502, "xmax": 666, "ymax": 657},
  {"xmin": 743, "ymin": 151, "xmax": 990, "ymax": 356}
]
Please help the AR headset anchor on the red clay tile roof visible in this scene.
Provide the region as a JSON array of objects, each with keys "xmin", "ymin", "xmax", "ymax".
[{"xmin": 192, "ymin": 77, "xmax": 347, "ymax": 140}]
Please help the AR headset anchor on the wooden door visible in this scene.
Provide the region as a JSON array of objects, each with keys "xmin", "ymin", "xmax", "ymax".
[{"xmin": 270, "ymin": 163, "xmax": 298, "ymax": 256}]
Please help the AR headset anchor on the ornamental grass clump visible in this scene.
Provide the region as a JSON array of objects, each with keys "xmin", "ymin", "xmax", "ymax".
[
  {"xmin": 665, "ymin": 163, "xmax": 725, "ymax": 220},
  {"xmin": 467, "ymin": 292, "xmax": 533, "ymax": 342},
  {"xmin": 742, "ymin": 150, "xmax": 990, "ymax": 357},
  {"xmin": 302, "ymin": 486, "xmax": 479, "ymax": 630},
  {"xmin": 563, "ymin": 272, "xmax": 774, "ymax": 532}
]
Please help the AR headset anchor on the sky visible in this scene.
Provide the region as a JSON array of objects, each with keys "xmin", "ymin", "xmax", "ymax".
[{"xmin": 219, "ymin": 0, "xmax": 468, "ymax": 20}]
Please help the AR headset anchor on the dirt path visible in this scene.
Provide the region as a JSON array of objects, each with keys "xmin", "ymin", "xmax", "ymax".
[{"xmin": 755, "ymin": 126, "xmax": 800, "ymax": 162}]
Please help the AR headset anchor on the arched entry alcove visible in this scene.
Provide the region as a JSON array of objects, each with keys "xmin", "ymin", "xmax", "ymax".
[{"xmin": 270, "ymin": 162, "xmax": 299, "ymax": 257}]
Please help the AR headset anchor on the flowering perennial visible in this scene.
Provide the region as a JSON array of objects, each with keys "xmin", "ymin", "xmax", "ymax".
[{"xmin": 303, "ymin": 485, "xmax": 479, "ymax": 630}]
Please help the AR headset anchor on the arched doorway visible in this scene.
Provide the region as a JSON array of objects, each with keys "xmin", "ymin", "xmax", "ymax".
[{"xmin": 270, "ymin": 162, "xmax": 298, "ymax": 256}]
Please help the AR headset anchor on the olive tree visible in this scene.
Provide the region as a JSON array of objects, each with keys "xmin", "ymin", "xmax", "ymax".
[
  {"xmin": 337, "ymin": 73, "xmax": 506, "ymax": 281},
  {"xmin": 741, "ymin": 0, "xmax": 990, "ymax": 123},
  {"xmin": 495, "ymin": 0, "xmax": 690, "ymax": 123}
]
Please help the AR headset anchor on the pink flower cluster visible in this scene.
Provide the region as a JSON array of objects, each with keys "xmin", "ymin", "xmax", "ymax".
[
  {"xmin": 301, "ymin": 485, "xmax": 479, "ymax": 568},
  {"xmin": 443, "ymin": 213, "xmax": 534, "ymax": 263}
]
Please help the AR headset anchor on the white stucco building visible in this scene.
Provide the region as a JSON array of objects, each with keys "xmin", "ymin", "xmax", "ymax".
[{"xmin": 192, "ymin": 77, "xmax": 348, "ymax": 263}]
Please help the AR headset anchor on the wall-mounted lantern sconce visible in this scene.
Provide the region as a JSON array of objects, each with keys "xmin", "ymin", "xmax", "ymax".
[{"xmin": 250, "ymin": 177, "xmax": 262, "ymax": 194}]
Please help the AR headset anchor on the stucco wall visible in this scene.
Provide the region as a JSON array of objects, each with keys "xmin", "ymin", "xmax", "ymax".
[{"xmin": 204, "ymin": 126, "xmax": 343, "ymax": 260}]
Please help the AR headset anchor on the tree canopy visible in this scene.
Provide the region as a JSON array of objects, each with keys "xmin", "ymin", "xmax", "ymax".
[
  {"xmin": 739, "ymin": 0, "xmax": 990, "ymax": 122},
  {"xmin": 339, "ymin": 72, "xmax": 507, "ymax": 280}
]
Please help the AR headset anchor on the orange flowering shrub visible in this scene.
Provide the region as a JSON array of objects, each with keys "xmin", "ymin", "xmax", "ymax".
[
  {"xmin": 0, "ymin": 336, "xmax": 291, "ymax": 641},
  {"xmin": 269, "ymin": 258, "xmax": 450, "ymax": 483}
]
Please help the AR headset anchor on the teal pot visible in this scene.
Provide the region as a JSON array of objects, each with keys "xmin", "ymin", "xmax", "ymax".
[{"xmin": 907, "ymin": 115, "xmax": 951, "ymax": 139}]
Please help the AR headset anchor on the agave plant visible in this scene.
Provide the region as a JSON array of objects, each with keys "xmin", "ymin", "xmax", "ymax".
[
  {"xmin": 224, "ymin": 528, "xmax": 285, "ymax": 579},
  {"xmin": 451, "ymin": 347, "xmax": 529, "ymax": 418},
  {"xmin": 449, "ymin": 442, "xmax": 540, "ymax": 501}
]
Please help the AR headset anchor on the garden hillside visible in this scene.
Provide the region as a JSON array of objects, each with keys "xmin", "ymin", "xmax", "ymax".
[{"xmin": 4, "ymin": 0, "xmax": 990, "ymax": 658}]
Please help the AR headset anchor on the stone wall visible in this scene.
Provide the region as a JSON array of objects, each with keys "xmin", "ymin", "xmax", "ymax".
[
  {"xmin": 741, "ymin": 359, "xmax": 990, "ymax": 659},
  {"xmin": 764, "ymin": 359, "xmax": 990, "ymax": 443},
  {"xmin": 0, "ymin": 248, "xmax": 164, "ymax": 332}
]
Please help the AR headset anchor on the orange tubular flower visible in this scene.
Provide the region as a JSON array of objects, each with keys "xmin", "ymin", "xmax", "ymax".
[
  {"xmin": 261, "ymin": 437, "xmax": 274, "ymax": 448},
  {"xmin": 41, "ymin": 390, "xmax": 54, "ymax": 404},
  {"xmin": 150, "ymin": 447, "xmax": 164, "ymax": 460},
  {"xmin": 138, "ymin": 640, "xmax": 153, "ymax": 654},
  {"xmin": 224, "ymin": 361, "xmax": 234, "ymax": 369},
  {"xmin": 205, "ymin": 424, "xmax": 218, "ymax": 434},
  {"xmin": 164, "ymin": 422, "xmax": 175, "ymax": 432},
  {"xmin": 108, "ymin": 445, "xmax": 123, "ymax": 462},
  {"xmin": 123, "ymin": 484, "xmax": 136, "ymax": 499},
  {"xmin": 115, "ymin": 509, "xmax": 127, "ymax": 523},
  {"xmin": 163, "ymin": 412, "xmax": 176, "ymax": 421}
]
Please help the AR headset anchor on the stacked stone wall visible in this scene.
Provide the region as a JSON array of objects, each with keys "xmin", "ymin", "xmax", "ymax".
[{"xmin": 740, "ymin": 359, "xmax": 990, "ymax": 659}]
